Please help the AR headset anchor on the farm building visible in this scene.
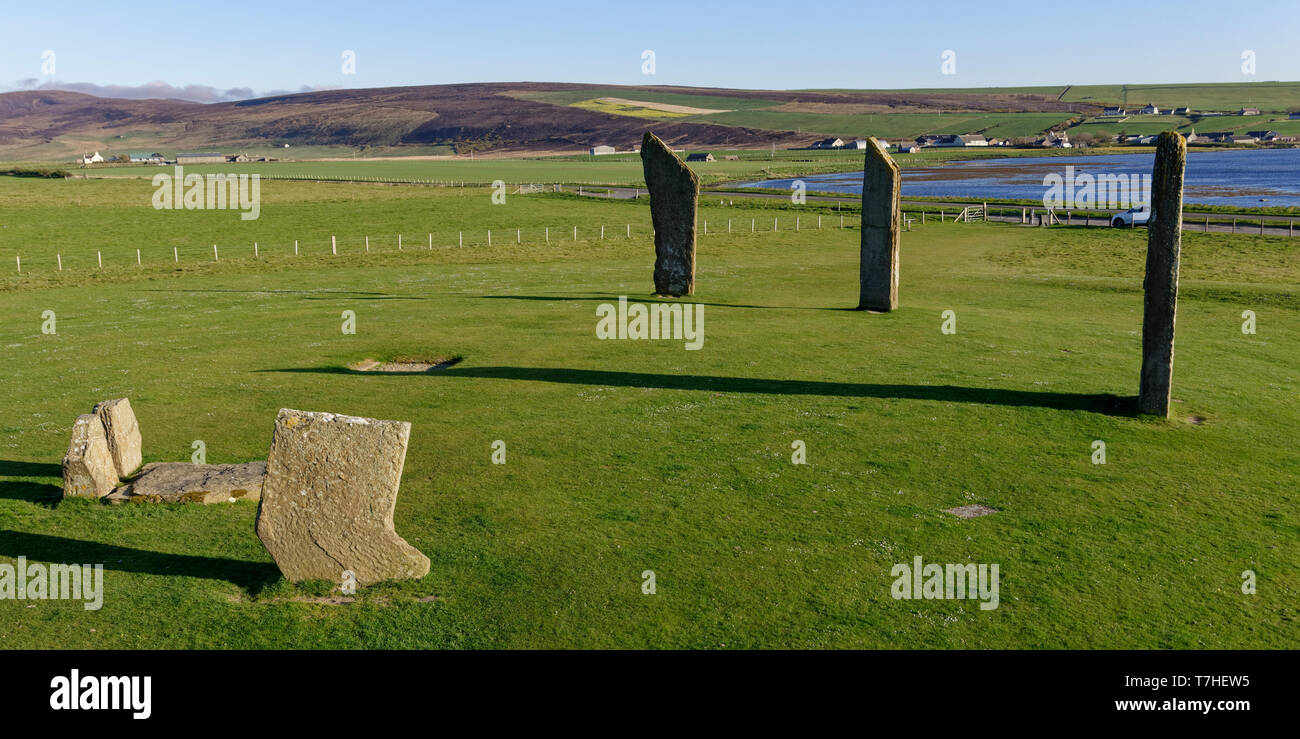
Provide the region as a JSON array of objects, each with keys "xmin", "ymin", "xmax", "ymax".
[
  {"xmin": 589, "ymin": 145, "xmax": 616, "ymax": 156},
  {"xmin": 846, "ymin": 139, "xmax": 868, "ymax": 149},
  {"xmin": 128, "ymin": 152, "xmax": 165, "ymax": 163},
  {"xmin": 1246, "ymin": 130, "xmax": 1279, "ymax": 142},
  {"xmin": 811, "ymin": 138, "xmax": 844, "ymax": 149},
  {"xmin": 175, "ymin": 152, "xmax": 225, "ymax": 164},
  {"xmin": 1238, "ymin": 108, "xmax": 1261, "ymax": 116},
  {"xmin": 898, "ymin": 144, "xmax": 920, "ymax": 153},
  {"xmin": 1140, "ymin": 103, "xmax": 1160, "ymax": 114},
  {"xmin": 1102, "ymin": 106, "xmax": 1127, "ymax": 116},
  {"xmin": 1290, "ymin": 112, "xmax": 1300, "ymax": 120},
  {"xmin": 685, "ymin": 152, "xmax": 715, "ymax": 162},
  {"xmin": 1172, "ymin": 107, "xmax": 1191, "ymax": 115},
  {"xmin": 1232, "ymin": 135, "xmax": 1259, "ymax": 144},
  {"xmin": 78, "ymin": 151, "xmax": 105, "ymax": 164}
]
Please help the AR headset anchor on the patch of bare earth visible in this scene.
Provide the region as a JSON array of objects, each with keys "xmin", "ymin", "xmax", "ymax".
[{"xmin": 348, "ymin": 356, "xmax": 462, "ymax": 373}]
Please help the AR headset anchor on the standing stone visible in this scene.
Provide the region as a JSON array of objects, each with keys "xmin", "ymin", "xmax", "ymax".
[
  {"xmin": 1139, "ymin": 132, "xmax": 1186, "ymax": 417},
  {"xmin": 62, "ymin": 414, "xmax": 117, "ymax": 498},
  {"xmin": 256, "ymin": 409, "xmax": 430, "ymax": 586},
  {"xmin": 93, "ymin": 397, "xmax": 142, "ymax": 477},
  {"xmin": 640, "ymin": 131, "xmax": 699, "ymax": 296},
  {"xmin": 859, "ymin": 137, "xmax": 901, "ymax": 311}
]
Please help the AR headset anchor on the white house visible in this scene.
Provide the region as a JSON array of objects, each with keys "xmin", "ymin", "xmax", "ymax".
[
  {"xmin": 79, "ymin": 151, "xmax": 105, "ymax": 164},
  {"xmin": 1102, "ymin": 106, "xmax": 1126, "ymax": 116},
  {"xmin": 812, "ymin": 137, "xmax": 845, "ymax": 149},
  {"xmin": 1140, "ymin": 103, "xmax": 1160, "ymax": 115},
  {"xmin": 589, "ymin": 145, "xmax": 616, "ymax": 156}
]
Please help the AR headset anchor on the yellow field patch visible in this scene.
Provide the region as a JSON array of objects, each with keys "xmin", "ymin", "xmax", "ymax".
[{"xmin": 570, "ymin": 97, "xmax": 731, "ymax": 119}]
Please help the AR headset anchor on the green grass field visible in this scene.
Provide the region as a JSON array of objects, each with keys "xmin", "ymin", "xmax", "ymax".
[{"xmin": 1, "ymin": 174, "xmax": 1297, "ymax": 649}]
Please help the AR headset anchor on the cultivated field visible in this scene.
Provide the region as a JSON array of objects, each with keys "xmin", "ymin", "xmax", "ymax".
[{"xmin": 1, "ymin": 170, "xmax": 1297, "ymax": 648}]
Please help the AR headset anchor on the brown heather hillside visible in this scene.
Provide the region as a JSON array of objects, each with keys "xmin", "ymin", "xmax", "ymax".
[{"xmin": 0, "ymin": 81, "xmax": 1091, "ymax": 161}]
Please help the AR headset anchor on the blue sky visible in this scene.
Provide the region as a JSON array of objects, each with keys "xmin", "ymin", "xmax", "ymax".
[{"xmin": 3, "ymin": 0, "xmax": 1297, "ymax": 99}]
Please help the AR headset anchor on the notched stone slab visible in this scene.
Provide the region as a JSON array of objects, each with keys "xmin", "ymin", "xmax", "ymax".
[
  {"xmin": 107, "ymin": 461, "xmax": 267, "ymax": 504},
  {"xmin": 256, "ymin": 408, "xmax": 430, "ymax": 587}
]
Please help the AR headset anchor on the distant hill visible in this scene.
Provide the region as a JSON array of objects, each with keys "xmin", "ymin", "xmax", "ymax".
[{"xmin": 1, "ymin": 80, "xmax": 1293, "ymax": 161}]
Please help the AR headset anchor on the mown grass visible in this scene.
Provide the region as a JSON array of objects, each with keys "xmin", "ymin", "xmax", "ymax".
[{"xmin": 0, "ymin": 176, "xmax": 1296, "ymax": 649}]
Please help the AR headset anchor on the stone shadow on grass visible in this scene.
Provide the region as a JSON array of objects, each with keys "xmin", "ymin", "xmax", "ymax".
[
  {"xmin": 0, "ymin": 460, "xmax": 65, "ymax": 507},
  {"xmin": 0, "ymin": 530, "xmax": 282, "ymax": 596},
  {"xmin": 264, "ymin": 366, "xmax": 1137, "ymax": 415}
]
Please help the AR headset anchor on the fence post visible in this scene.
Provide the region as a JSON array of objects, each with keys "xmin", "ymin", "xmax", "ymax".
[
  {"xmin": 1232, "ymin": 217, "xmax": 1237, "ymax": 233},
  {"xmin": 751, "ymin": 218, "xmax": 755, "ymax": 232},
  {"xmin": 940, "ymin": 210, "xmax": 945, "ymax": 223},
  {"xmin": 546, "ymin": 227, "xmax": 549, "ymax": 244},
  {"xmin": 398, "ymin": 234, "xmax": 402, "ymax": 250},
  {"xmin": 332, "ymin": 236, "xmax": 337, "ymax": 255},
  {"xmin": 1260, "ymin": 218, "xmax": 1265, "ymax": 235},
  {"xmin": 212, "ymin": 245, "xmax": 217, "ymax": 262},
  {"xmin": 728, "ymin": 219, "xmax": 731, "ymax": 233},
  {"xmin": 15, "ymin": 255, "xmax": 19, "ymax": 273},
  {"xmin": 59, "ymin": 253, "xmax": 64, "ymax": 270},
  {"xmin": 294, "ymin": 240, "xmax": 299, "ymax": 255},
  {"xmin": 796, "ymin": 216, "xmax": 800, "ymax": 231},
  {"xmin": 600, "ymin": 225, "xmax": 604, "ymax": 240},
  {"xmin": 1205, "ymin": 216, "xmax": 1209, "ymax": 232},
  {"xmin": 774, "ymin": 217, "xmax": 778, "ymax": 232},
  {"xmin": 366, "ymin": 236, "xmax": 370, "ymax": 252},
  {"xmin": 488, "ymin": 230, "xmax": 492, "ymax": 246},
  {"xmin": 429, "ymin": 233, "xmax": 432, "ymax": 249},
  {"xmin": 137, "ymin": 248, "xmax": 141, "ymax": 265},
  {"xmin": 573, "ymin": 225, "xmax": 577, "ymax": 240},
  {"xmin": 626, "ymin": 223, "xmax": 630, "ymax": 238},
  {"xmin": 459, "ymin": 232, "xmax": 463, "ymax": 248},
  {"xmin": 517, "ymin": 229, "xmax": 521, "ymax": 244}
]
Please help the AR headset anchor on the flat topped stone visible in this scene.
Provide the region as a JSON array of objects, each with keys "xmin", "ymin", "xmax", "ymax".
[
  {"xmin": 62, "ymin": 414, "xmax": 118, "ymax": 498},
  {"xmin": 256, "ymin": 408, "xmax": 430, "ymax": 587},
  {"xmin": 107, "ymin": 461, "xmax": 266, "ymax": 504},
  {"xmin": 641, "ymin": 131, "xmax": 700, "ymax": 297},
  {"xmin": 93, "ymin": 397, "xmax": 142, "ymax": 477}
]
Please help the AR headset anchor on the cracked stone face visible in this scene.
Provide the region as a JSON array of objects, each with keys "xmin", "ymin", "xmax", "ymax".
[
  {"xmin": 255, "ymin": 408, "xmax": 430, "ymax": 586},
  {"xmin": 108, "ymin": 461, "xmax": 266, "ymax": 504},
  {"xmin": 93, "ymin": 397, "xmax": 142, "ymax": 478},
  {"xmin": 62, "ymin": 413, "xmax": 118, "ymax": 498}
]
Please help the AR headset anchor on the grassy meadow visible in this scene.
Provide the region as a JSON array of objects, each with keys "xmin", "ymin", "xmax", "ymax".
[{"xmin": 1, "ymin": 170, "xmax": 1297, "ymax": 649}]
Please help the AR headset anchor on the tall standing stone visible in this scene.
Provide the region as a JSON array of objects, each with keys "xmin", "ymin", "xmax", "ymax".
[
  {"xmin": 93, "ymin": 397, "xmax": 142, "ymax": 478},
  {"xmin": 62, "ymin": 414, "xmax": 118, "ymax": 498},
  {"xmin": 256, "ymin": 409, "xmax": 430, "ymax": 586},
  {"xmin": 640, "ymin": 132, "xmax": 699, "ymax": 296},
  {"xmin": 1138, "ymin": 132, "xmax": 1186, "ymax": 416},
  {"xmin": 859, "ymin": 137, "xmax": 901, "ymax": 311}
]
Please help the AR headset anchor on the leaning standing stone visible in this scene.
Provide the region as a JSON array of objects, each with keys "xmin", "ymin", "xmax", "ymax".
[
  {"xmin": 93, "ymin": 397, "xmax": 142, "ymax": 477},
  {"xmin": 859, "ymin": 137, "xmax": 901, "ymax": 311},
  {"xmin": 1138, "ymin": 132, "xmax": 1186, "ymax": 417},
  {"xmin": 640, "ymin": 131, "xmax": 700, "ymax": 296},
  {"xmin": 62, "ymin": 414, "xmax": 118, "ymax": 497},
  {"xmin": 256, "ymin": 409, "xmax": 430, "ymax": 586}
]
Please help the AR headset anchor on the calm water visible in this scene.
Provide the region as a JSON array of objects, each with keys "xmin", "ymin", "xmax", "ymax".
[{"xmin": 733, "ymin": 148, "xmax": 1300, "ymax": 207}]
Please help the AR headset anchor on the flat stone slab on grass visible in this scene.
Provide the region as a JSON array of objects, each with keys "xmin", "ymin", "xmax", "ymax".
[
  {"xmin": 944, "ymin": 504, "xmax": 999, "ymax": 519},
  {"xmin": 256, "ymin": 408, "xmax": 430, "ymax": 586},
  {"xmin": 93, "ymin": 397, "xmax": 142, "ymax": 478},
  {"xmin": 107, "ymin": 461, "xmax": 266, "ymax": 504},
  {"xmin": 62, "ymin": 414, "xmax": 118, "ymax": 498}
]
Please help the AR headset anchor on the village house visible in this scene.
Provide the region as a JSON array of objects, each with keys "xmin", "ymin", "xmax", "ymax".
[
  {"xmin": 1102, "ymin": 106, "xmax": 1127, "ymax": 116},
  {"xmin": 588, "ymin": 145, "xmax": 616, "ymax": 156},
  {"xmin": 685, "ymin": 152, "xmax": 714, "ymax": 162},
  {"xmin": 1140, "ymin": 103, "xmax": 1160, "ymax": 115},
  {"xmin": 1033, "ymin": 132, "xmax": 1071, "ymax": 148},
  {"xmin": 78, "ymin": 151, "xmax": 105, "ymax": 164},
  {"xmin": 1232, "ymin": 135, "xmax": 1259, "ymax": 144},
  {"xmin": 1239, "ymin": 107, "xmax": 1261, "ymax": 116},
  {"xmin": 811, "ymin": 137, "xmax": 844, "ymax": 149},
  {"xmin": 1172, "ymin": 107, "xmax": 1191, "ymax": 116},
  {"xmin": 898, "ymin": 144, "xmax": 920, "ymax": 153},
  {"xmin": 1246, "ymin": 130, "xmax": 1279, "ymax": 142},
  {"xmin": 128, "ymin": 152, "xmax": 165, "ymax": 163}
]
